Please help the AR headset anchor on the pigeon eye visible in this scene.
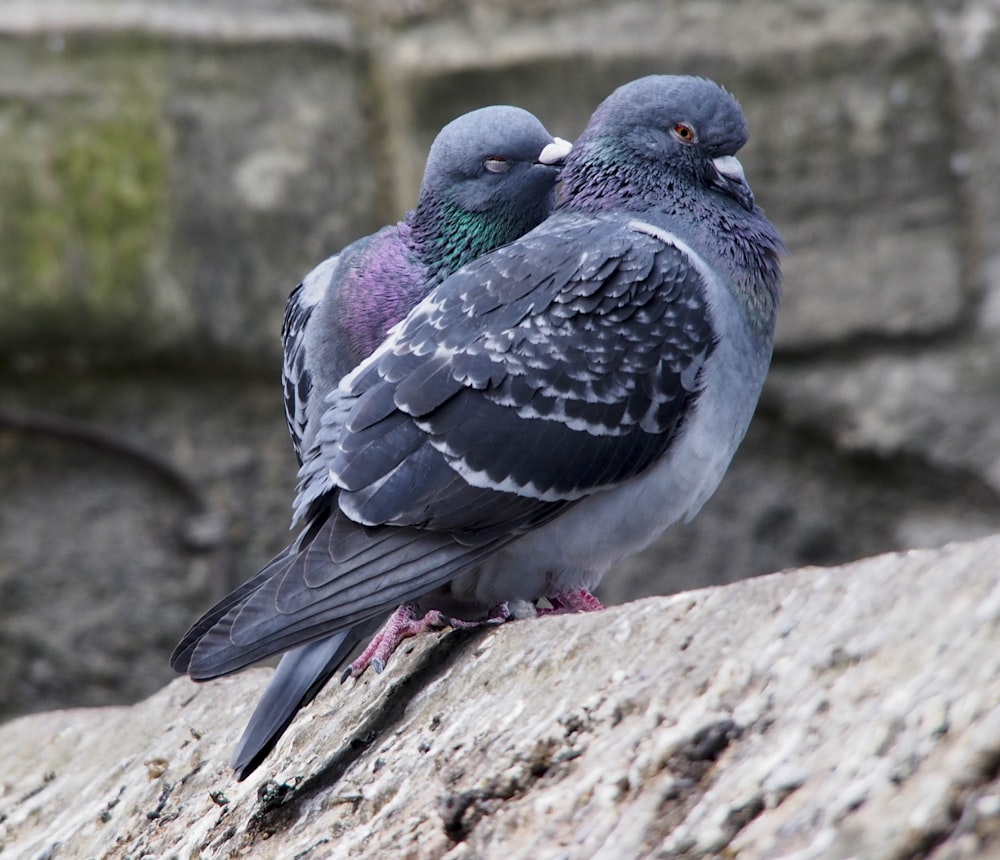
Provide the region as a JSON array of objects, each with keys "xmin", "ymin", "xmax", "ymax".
[
  {"xmin": 672, "ymin": 123, "xmax": 696, "ymax": 143},
  {"xmin": 483, "ymin": 156, "xmax": 511, "ymax": 174}
]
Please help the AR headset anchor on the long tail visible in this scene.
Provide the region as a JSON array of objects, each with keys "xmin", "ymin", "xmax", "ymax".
[{"xmin": 230, "ymin": 625, "xmax": 374, "ymax": 780}]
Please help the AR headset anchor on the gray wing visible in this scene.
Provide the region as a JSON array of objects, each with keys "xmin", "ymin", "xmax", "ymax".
[
  {"xmin": 170, "ymin": 552, "xmax": 288, "ymax": 673},
  {"xmin": 184, "ymin": 214, "xmax": 717, "ymax": 678},
  {"xmin": 183, "ymin": 508, "xmax": 507, "ymax": 678},
  {"xmin": 305, "ymin": 213, "xmax": 717, "ymax": 535},
  {"xmin": 282, "ymin": 253, "xmax": 343, "ymax": 464}
]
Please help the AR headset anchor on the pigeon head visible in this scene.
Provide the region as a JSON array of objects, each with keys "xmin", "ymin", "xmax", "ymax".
[
  {"xmin": 420, "ymin": 105, "xmax": 571, "ymax": 212},
  {"xmin": 410, "ymin": 106, "xmax": 571, "ymax": 273},
  {"xmin": 560, "ymin": 75, "xmax": 758, "ymax": 212}
]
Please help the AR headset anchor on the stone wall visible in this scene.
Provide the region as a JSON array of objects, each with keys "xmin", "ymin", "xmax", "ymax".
[{"xmin": 2, "ymin": 0, "xmax": 999, "ymax": 718}]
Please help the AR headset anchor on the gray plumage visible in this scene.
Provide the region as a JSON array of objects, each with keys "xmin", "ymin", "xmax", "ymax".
[
  {"xmin": 282, "ymin": 106, "xmax": 572, "ymax": 462},
  {"xmin": 173, "ymin": 75, "xmax": 783, "ymax": 780},
  {"xmin": 175, "ymin": 105, "xmax": 570, "ymax": 779}
]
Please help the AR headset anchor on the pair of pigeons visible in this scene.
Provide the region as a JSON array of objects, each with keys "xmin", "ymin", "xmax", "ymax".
[{"xmin": 172, "ymin": 75, "xmax": 784, "ymax": 779}]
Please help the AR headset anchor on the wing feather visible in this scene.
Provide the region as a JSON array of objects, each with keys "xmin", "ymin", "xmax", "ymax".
[
  {"xmin": 184, "ymin": 213, "xmax": 721, "ymax": 679},
  {"xmin": 315, "ymin": 214, "xmax": 717, "ymax": 526}
]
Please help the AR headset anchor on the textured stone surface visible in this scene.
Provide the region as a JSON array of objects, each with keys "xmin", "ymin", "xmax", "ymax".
[
  {"xmin": 0, "ymin": 373, "xmax": 296, "ymax": 718},
  {"xmin": 932, "ymin": 1, "xmax": 1000, "ymax": 333},
  {"xmin": 764, "ymin": 339, "xmax": 1000, "ymax": 497},
  {"xmin": 0, "ymin": 3, "xmax": 370, "ymax": 366},
  {"xmin": 0, "ymin": 0, "xmax": 977, "ymax": 360},
  {"xmin": 1, "ymin": 537, "xmax": 998, "ymax": 859}
]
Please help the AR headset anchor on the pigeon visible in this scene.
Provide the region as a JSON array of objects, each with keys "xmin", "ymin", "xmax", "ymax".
[
  {"xmin": 283, "ymin": 106, "xmax": 573, "ymax": 463},
  {"xmin": 173, "ymin": 75, "xmax": 783, "ymax": 780},
  {"xmin": 172, "ymin": 105, "xmax": 572, "ymax": 779}
]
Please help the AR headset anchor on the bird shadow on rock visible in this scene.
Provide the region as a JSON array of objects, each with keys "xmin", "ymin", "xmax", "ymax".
[{"xmin": 239, "ymin": 624, "xmax": 497, "ymax": 848}]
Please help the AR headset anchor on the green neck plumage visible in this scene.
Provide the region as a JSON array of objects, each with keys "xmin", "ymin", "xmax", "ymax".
[{"xmin": 409, "ymin": 198, "xmax": 522, "ymax": 280}]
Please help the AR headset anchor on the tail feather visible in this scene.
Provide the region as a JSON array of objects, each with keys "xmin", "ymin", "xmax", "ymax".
[
  {"xmin": 231, "ymin": 627, "xmax": 374, "ymax": 780},
  {"xmin": 186, "ymin": 535, "xmax": 500, "ymax": 679}
]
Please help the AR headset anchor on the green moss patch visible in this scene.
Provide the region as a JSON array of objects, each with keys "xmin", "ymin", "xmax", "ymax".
[{"xmin": 0, "ymin": 75, "xmax": 169, "ymax": 358}]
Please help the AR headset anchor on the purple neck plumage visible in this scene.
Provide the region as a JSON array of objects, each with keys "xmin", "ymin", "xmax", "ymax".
[
  {"xmin": 557, "ymin": 136, "xmax": 783, "ymax": 339},
  {"xmin": 338, "ymin": 225, "xmax": 429, "ymax": 364}
]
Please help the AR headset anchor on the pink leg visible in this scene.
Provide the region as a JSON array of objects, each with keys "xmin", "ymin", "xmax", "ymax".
[
  {"xmin": 538, "ymin": 587, "xmax": 605, "ymax": 615},
  {"xmin": 344, "ymin": 601, "xmax": 511, "ymax": 680},
  {"xmin": 445, "ymin": 602, "xmax": 511, "ymax": 630}
]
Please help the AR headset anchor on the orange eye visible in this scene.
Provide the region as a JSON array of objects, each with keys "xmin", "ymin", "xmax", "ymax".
[{"xmin": 673, "ymin": 123, "xmax": 696, "ymax": 143}]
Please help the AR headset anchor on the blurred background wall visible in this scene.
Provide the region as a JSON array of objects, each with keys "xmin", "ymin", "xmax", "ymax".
[{"xmin": 3, "ymin": 0, "xmax": 1000, "ymax": 720}]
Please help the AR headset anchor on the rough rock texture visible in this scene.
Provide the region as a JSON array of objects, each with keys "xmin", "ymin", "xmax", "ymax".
[
  {"xmin": 2, "ymin": 0, "xmax": 1000, "ymax": 726},
  {"xmin": 1, "ymin": 537, "xmax": 999, "ymax": 859}
]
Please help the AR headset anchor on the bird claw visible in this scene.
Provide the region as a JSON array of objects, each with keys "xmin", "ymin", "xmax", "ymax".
[
  {"xmin": 441, "ymin": 602, "xmax": 512, "ymax": 630},
  {"xmin": 537, "ymin": 587, "xmax": 605, "ymax": 616},
  {"xmin": 343, "ymin": 601, "xmax": 512, "ymax": 681}
]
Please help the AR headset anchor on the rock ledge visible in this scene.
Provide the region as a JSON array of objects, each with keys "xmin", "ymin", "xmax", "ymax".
[{"xmin": 1, "ymin": 537, "xmax": 999, "ymax": 859}]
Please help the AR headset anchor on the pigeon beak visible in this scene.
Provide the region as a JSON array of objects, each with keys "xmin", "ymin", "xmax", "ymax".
[
  {"xmin": 707, "ymin": 155, "xmax": 755, "ymax": 211},
  {"xmin": 536, "ymin": 137, "xmax": 573, "ymax": 167}
]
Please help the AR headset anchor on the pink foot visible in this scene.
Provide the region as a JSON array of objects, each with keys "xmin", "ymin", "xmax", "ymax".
[
  {"xmin": 538, "ymin": 587, "xmax": 605, "ymax": 615},
  {"xmin": 343, "ymin": 601, "xmax": 511, "ymax": 680},
  {"xmin": 446, "ymin": 601, "xmax": 511, "ymax": 630}
]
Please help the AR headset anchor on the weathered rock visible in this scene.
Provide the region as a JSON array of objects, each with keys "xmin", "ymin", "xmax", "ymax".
[
  {"xmin": 931, "ymin": 1, "xmax": 1000, "ymax": 334},
  {"xmin": 1, "ymin": 537, "xmax": 998, "ymax": 859},
  {"xmin": 602, "ymin": 410, "xmax": 1000, "ymax": 606},
  {"xmin": 0, "ymin": 2, "xmax": 371, "ymax": 367},
  {"xmin": 0, "ymin": 373, "xmax": 297, "ymax": 719},
  {"xmin": 0, "ymin": 0, "xmax": 978, "ymax": 361},
  {"xmin": 764, "ymin": 338, "xmax": 1000, "ymax": 497}
]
